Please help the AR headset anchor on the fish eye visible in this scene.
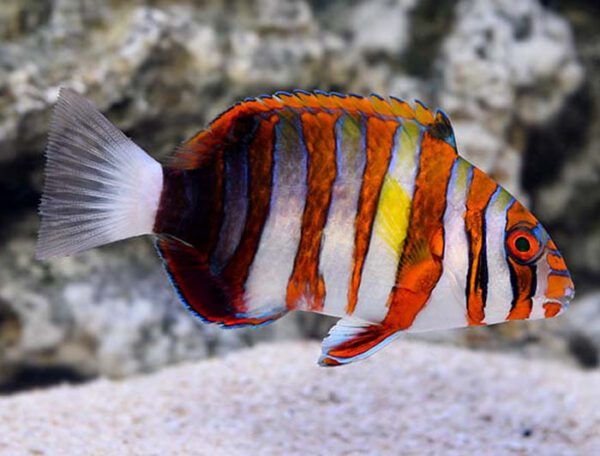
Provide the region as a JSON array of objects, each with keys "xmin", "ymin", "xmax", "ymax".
[
  {"xmin": 506, "ymin": 227, "xmax": 543, "ymax": 264},
  {"xmin": 515, "ymin": 236, "xmax": 530, "ymax": 252}
]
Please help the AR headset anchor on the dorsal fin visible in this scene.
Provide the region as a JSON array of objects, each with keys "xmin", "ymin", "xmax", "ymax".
[{"xmin": 171, "ymin": 91, "xmax": 454, "ymax": 170}]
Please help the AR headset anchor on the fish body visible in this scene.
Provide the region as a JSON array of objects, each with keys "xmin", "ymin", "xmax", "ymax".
[{"xmin": 37, "ymin": 89, "xmax": 575, "ymax": 366}]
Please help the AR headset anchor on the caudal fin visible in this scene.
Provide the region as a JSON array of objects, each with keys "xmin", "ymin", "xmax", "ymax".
[{"xmin": 36, "ymin": 88, "xmax": 163, "ymax": 259}]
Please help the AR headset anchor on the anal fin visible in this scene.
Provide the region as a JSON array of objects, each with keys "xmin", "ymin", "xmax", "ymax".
[
  {"xmin": 319, "ymin": 317, "xmax": 400, "ymax": 366},
  {"xmin": 155, "ymin": 237, "xmax": 287, "ymax": 328}
]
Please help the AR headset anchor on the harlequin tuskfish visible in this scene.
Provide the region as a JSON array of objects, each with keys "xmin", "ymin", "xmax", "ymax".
[{"xmin": 37, "ymin": 89, "xmax": 575, "ymax": 366}]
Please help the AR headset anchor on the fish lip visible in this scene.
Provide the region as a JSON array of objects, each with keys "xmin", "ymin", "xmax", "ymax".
[
  {"xmin": 547, "ymin": 294, "xmax": 573, "ymax": 312},
  {"xmin": 559, "ymin": 287, "xmax": 576, "ymax": 309},
  {"xmin": 564, "ymin": 286, "xmax": 576, "ymax": 301}
]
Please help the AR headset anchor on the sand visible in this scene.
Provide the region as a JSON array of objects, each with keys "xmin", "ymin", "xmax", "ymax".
[{"xmin": 0, "ymin": 340, "xmax": 598, "ymax": 455}]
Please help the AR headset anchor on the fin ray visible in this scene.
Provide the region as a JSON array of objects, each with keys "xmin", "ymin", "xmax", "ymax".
[
  {"xmin": 319, "ymin": 318, "xmax": 400, "ymax": 366},
  {"xmin": 37, "ymin": 88, "xmax": 163, "ymax": 259},
  {"xmin": 172, "ymin": 91, "xmax": 447, "ymax": 169}
]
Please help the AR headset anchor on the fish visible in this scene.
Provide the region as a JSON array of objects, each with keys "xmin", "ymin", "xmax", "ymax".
[{"xmin": 36, "ymin": 88, "xmax": 575, "ymax": 366}]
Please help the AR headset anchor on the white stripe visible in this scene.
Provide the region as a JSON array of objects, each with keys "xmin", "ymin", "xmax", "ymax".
[
  {"xmin": 409, "ymin": 159, "xmax": 471, "ymax": 332},
  {"xmin": 482, "ymin": 188, "xmax": 514, "ymax": 324},
  {"xmin": 320, "ymin": 116, "xmax": 365, "ymax": 317},
  {"xmin": 352, "ymin": 123, "xmax": 405, "ymax": 323},
  {"xmin": 245, "ymin": 116, "xmax": 306, "ymax": 313},
  {"xmin": 388, "ymin": 121, "xmax": 421, "ymax": 196}
]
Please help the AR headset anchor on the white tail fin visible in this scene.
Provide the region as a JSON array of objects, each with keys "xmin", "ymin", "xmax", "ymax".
[{"xmin": 36, "ymin": 88, "xmax": 163, "ymax": 259}]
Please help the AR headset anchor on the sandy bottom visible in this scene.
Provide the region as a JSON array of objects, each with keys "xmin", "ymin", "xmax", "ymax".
[{"xmin": 0, "ymin": 340, "xmax": 598, "ymax": 455}]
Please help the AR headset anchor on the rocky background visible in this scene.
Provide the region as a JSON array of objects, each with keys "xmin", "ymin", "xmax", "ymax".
[{"xmin": 0, "ymin": 0, "xmax": 598, "ymax": 393}]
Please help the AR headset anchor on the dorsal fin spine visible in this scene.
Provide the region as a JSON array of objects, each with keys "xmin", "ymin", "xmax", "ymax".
[{"xmin": 175, "ymin": 91, "xmax": 442, "ymax": 169}]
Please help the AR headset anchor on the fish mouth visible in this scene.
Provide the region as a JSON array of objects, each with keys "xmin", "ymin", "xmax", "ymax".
[
  {"xmin": 559, "ymin": 286, "xmax": 576, "ymax": 309},
  {"xmin": 544, "ymin": 290, "xmax": 574, "ymax": 316},
  {"xmin": 563, "ymin": 286, "xmax": 576, "ymax": 301},
  {"xmin": 556, "ymin": 299, "xmax": 569, "ymax": 313}
]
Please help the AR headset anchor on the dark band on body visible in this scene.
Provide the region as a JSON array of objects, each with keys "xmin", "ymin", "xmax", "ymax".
[{"xmin": 221, "ymin": 115, "xmax": 279, "ymax": 308}]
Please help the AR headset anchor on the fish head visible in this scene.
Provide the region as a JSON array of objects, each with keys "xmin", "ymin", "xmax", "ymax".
[{"xmin": 501, "ymin": 197, "xmax": 575, "ymax": 321}]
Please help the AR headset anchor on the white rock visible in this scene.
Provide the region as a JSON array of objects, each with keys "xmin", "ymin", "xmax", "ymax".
[{"xmin": 350, "ymin": 0, "xmax": 417, "ymax": 56}]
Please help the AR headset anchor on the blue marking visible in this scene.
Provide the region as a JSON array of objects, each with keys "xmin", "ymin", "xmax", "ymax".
[
  {"xmin": 234, "ymin": 310, "xmax": 283, "ymax": 320},
  {"xmin": 369, "ymin": 92, "xmax": 384, "ymax": 101},
  {"xmin": 503, "ymin": 198, "xmax": 517, "ymax": 261},
  {"xmin": 436, "ymin": 108, "xmax": 451, "ymax": 119},
  {"xmin": 314, "ymin": 89, "xmax": 329, "ymax": 96},
  {"xmin": 293, "ymin": 89, "xmax": 311, "ymax": 95},
  {"xmin": 272, "ymin": 117, "xmax": 283, "ymax": 202},
  {"xmin": 465, "ymin": 164, "xmax": 475, "ymax": 190},
  {"xmin": 387, "ymin": 123, "xmax": 403, "ymax": 176},
  {"xmin": 549, "ymin": 269, "xmax": 571, "ymax": 278},
  {"xmin": 360, "ymin": 113, "xmax": 367, "ymax": 149},
  {"xmin": 222, "ymin": 309, "xmax": 288, "ymax": 330},
  {"xmin": 506, "ymin": 196, "xmax": 516, "ymax": 211},
  {"xmin": 334, "ymin": 114, "xmax": 345, "ymax": 185},
  {"xmin": 445, "ymin": 157, "xmax": 462, "ymax": 202},
  {"xmin": 329, "ymin": 91, "xmax": 347, "ymax": 98},
  {"xmin": 411, "ymin": 128, "xmax": 425, "ymax": 181},
  {"xmin": 389, "ymin": 95, "xmax": 406, "ymax": 104},
  {"xmin": 531, "ymin": 223, "xmax": 548, "ymax": 244},
  {"xmin": 295, "ymin": 109, "xmax": 309, "ymax": 160},
  {"xmin": 274, "ymin": 90, "xmax": 293, "ymax": 97},
  {"xmin": 348, "ymin": 92, "xmax": 364, "ymax": 99},
  {"xmin": 488, "ymin": 185, "xmax": 503, "ymax": 206},
  {"xmin": 414, "ymin": 98, "xmax": 430, "ymax": 110}
]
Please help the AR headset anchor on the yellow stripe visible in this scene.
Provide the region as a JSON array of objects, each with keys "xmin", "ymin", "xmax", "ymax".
[
  {"xmin": 454, "ymin": 159, "xmax": 471, "ymax": 193},
  {"xmin": 374, "ymin": 175, "xmax": 411, "ymax": 260},
  {"xmin": 372, "ymin": 120, "xmax": 422, "ymax": 261},
  {"xmin": 490, "ymin": 186, "xmax": 512, "ymax": 211}
]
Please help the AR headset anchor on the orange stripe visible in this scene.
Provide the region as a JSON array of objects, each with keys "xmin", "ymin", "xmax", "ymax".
[
  {"xmin": 504, "ymin": 200, "xmax": 537, "ymax": 320},
  {"xmin": 326, "ymin": 324, "xmax": 392, "ymax": 360},
  {"xmin": 222, "ymin": 115, "xmax": 278, "ymax": 307},
  {"xmin": 506, "ymin": 260, "xmax": 535, "ymax": 320},
  {"xmin": 383, "ymin": 131, "xmax": 457, "ymax": 330},
  {"xmin": 544, "ymin": 302, "xmax": 561, "ymax": 318},
  {"xmin": 346, "ymin": 116, "xmax": 397, "ymax": 314},
  {"xmin": 464, "ymin": 168, "xmax": 497, "ymax": 325},
  {"xmin": 546, "ymin": 274, "xmax": 573, "ymax": 300},
  {"xmin": 547, "ymin": 253, "xmax": 567, "ymax": 271},
  {"xmin": 286, "ymin": 111, "xmax": 340, "ymax": 311}
]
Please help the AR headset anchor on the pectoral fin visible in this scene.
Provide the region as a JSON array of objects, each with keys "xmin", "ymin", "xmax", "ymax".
[{"xmin": 319, "ymin": 318, "xmax": 400, "ymax": 366}]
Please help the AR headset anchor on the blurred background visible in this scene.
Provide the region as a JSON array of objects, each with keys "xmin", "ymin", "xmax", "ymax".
[{"xmin": 0, "ymin": 0, "xmax": 598, "ymax": 394}]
